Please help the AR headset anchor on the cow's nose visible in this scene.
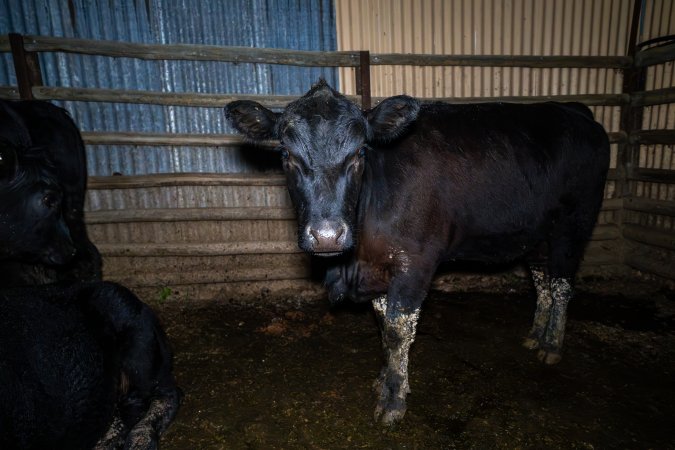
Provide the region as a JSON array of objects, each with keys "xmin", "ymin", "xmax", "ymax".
[{"xmin": 306, "ymin": 220, "xmax": 348, "ymax": 254}]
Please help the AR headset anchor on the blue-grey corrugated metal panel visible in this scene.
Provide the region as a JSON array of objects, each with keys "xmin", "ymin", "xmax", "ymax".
[{"xmin": 0, "ymin": 0, "xmax": 338, "ymax": 175}]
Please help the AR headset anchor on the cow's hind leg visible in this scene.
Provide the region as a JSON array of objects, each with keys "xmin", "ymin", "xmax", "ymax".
[
  {"xmin": 533, "ymin": 230, "xmax": 585, "ymax": 364},
  {"xmin": 537, "ymin": 277, "xmax": 573, "ymax": 365},
  {"xmin": 523, "ymin": 264, "xmax": 552, "ymax": 350},
  {"xmin": 371, "ymin": 275, "xmax": 425, "ymax": 426}
]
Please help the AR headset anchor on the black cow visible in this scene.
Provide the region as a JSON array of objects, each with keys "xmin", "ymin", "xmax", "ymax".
[
  {"xmin": 0, "ymin": 281, "xmax": 181, "ymax": 449},
  {"xmin": 0, "ymin": 101, "xmax": 180, "ymax": 447},
  {"xmin": 225, "ymin": 80, "xmax": 610, "ymax": 424},
  {"xmin": 0, "ymin": 99, "xmax": 101, "ymax": 286}
]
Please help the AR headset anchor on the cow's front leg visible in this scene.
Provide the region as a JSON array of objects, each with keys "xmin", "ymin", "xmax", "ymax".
[{"xmin": 371, "ymin": 294, "xmax": 421, "ymax": 425}]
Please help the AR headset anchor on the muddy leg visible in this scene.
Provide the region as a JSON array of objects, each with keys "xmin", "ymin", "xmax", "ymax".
[
  {"xmin": 123, "ymin": 390, "xmax": 182, "ymax": 450},
  {"xmin": 537, "ymin": 277, "xmax": 573, "ymax": 365},
  {"xmin": 94, "ymin": 415, "xmax": 128, "ymax": 449},
  {"xmin": 371, "ymin": 295, "xmax": 421, "ymax": 425},
  {"xmin": 523, "ymin": 266, "xmax": 552, "ymax": 350}
]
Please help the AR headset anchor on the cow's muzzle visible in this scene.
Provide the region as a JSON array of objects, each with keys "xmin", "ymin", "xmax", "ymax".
[{"xmin": 304, "ymin": 220, "xmax": 350, "ymax": 256}]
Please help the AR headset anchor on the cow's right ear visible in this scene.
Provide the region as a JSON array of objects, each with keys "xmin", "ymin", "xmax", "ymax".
[
  {"xmin": 0, "ymin": 140, "xmax": 18, "ymax": 183},
  {"xmin": 366, "ymin": 95, "xmax": 420, "ymax": 143},
  {"xmin": 225, "ymin": 101, "xmax": 280, "ymax": 141}
]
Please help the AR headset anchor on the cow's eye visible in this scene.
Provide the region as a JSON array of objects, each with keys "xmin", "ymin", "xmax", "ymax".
[
  {"xmin": 42, "ymin": 192, "xmax": 60, "ymax": 209},
  {"xmin": 279, "ymin": 147, "xmax": 289, "ymax": 160},
  {"xmin": 358, "ymin": 146, "xmax": 367, "ymax": 157}
]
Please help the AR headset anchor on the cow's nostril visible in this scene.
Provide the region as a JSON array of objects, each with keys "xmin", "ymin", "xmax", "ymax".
[
  {"xmin": 309, "ymin": 228, "xmax": 321, "ymax": 245},
  {"xmin": 335, "ymin": 224, "xmax": 346, "ymax": 244}
]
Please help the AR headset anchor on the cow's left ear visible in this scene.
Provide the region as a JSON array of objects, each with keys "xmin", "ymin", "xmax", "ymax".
[
  {"xmin": 225, "ymin": 101, "xmax": 280, "ymax": 141},
  {"xmin": 366, "ymin": 95, "xmax": 420, "ymax": 142},
  {"xmin": 0, "ymin": 140, "xmax": 18, "ymax": 183}
]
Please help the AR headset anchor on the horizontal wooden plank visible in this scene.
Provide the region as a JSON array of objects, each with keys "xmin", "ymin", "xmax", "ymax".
[
  {"xmin": 601, "ymin": 198, "xmax": 623, "ymax": 211},
  {"xmin": 20, "ymin": 35, "xmax": 361, "ymax": 67},
  {"xmin": 629, "ymin": 129, "xmax": 675, "ymax": 145},
  {"xmin": 31, "ymin": 86, "xmax": 314, "ymax": 108},
  {"xmin": 105, "ymin": 265, "xmax": 310, "ymax": 286},
  {"xmin": 86, "ymin": 207, "xmax": 296, "ymax": 224},
  {"xmin": 85, "ymin": 203, "xmax": 619, "ymax": 225},
  {"xmin": 624, "ymin": 252, "xmax": 675, "ymax": 280},
  {"xmin": 97, "ymin": 241, "xmax": 302, "ymax": 257},
  {"xmin": 0, "ymin": 86, "xmax": 19, "ymax": 99},
  {"xmin": 370, "ymin": 53, "xmax": 632, "ymax": 69},
  {"xmin": 634, "ymin": 42, "xmax": 675, "ymax": 68},
  {"xmin": 82, "ymin": 131, "xmax": 263, "ymax": 147},
  {"xmin": 628, "ymin": 168, "xmax": 675, "ymax": 184},
  {"xmin": 80, "ymin": 130, "xmax": 624, "ymax": 147},
  {"xmin": 624, "ymin": 198, "xmax": 675, "ymax": 217},
  {"xmin": 87, "ymin": 173, "xmax": 287, "ymax": 189},
  {"xmin": 631, "ymin": 86, "xmax": 675, "ymax": 107},
  {"xmin": 623, "ymin": 224, "xmax": 675, "ymax": 251},
  {"xmin": 591, "ymin": 224, "xmax": 621, "ymax": 240},
  {"xmin": 400, "ymin": 93, "xmax": 629, "ymax": 107}
]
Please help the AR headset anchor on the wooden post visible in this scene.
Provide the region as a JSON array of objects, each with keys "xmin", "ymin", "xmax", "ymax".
[
  {"xmin": 9, "ymin": 33, "xmax": 44, "ymax": 100},
  {"xmin": 618, "ymin": 0, "xmax": 646, "ymax": 267},
  {"xmin": 355, "ymin": 50, "xmax": 371, "ymax": 110}
]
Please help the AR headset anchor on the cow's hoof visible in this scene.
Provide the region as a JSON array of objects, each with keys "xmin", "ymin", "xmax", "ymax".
[
  {"xmin": 537, "ymin": 349, "xmax": 562, "ymax": 365},
  {"xmin": 522, "ymin": 337, "xmax": 540, "ymax": 350},
  {"xmin": 374, "ymin": 399, "xmax": 407, "ymax": 426}
]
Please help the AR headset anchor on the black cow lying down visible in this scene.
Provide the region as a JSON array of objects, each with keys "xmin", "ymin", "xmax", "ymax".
[
  {"xmin": 0, "ymin": 99, "xmax": 102, "ymax": 286},
  {"xmin": 0, "ymin": 282, "xmax": 181, "ymax": 449},
  {"xmin": 226, "ymin": 80, "xmax": 610, "ymax": 424},
  {"xmin": 0, "ymin": 101, "xmax": 180, "ymax": 447}
]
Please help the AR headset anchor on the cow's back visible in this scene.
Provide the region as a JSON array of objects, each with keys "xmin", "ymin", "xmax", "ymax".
[{"xmin": 362, "ymin": 101, "xmax": 610, "ymax": 262}]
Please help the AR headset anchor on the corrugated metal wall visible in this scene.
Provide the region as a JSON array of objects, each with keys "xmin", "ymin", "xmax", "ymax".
[
  {"xmin": 335, "ymin": 0, "xmax": 632, "ymax": 132},
  {"xmin": 0, "ymin": 0, "xmax": 338, "ymax": 176}
]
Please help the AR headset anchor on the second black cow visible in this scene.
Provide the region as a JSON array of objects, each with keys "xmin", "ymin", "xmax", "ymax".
[
  {"xmin": 226, "ymin": 80, "xmax": 610, "ymax": 424},
  {"xmin": 0, "ymin": 99, "xmax": 101, "ymax": 286}
]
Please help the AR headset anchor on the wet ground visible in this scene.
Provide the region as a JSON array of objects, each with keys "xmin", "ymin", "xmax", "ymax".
[{"xmin": 154, "ymin": 280, "xmax": 675, "ymax": 449}]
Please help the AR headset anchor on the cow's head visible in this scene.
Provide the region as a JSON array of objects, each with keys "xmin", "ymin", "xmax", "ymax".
[
  {"xmin": 0, "ymin": 140, "xmax": 76, "ymax": 265},
  {"xmin": 226, "ymin": 80, "xmax": 419, "ymax": 256}
]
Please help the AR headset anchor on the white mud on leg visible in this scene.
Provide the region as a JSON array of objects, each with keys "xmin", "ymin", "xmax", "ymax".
[
  {"xmin": 94, "ymin": 414, "xmax": 127, "ymax": 450},
  {"xmin": 538, "ymin": 277, "xmax": 573, "ymax": 365},
  {"xmin": 125, "ymin": 395, "xmax": 179, "ymax": 450},
  {"xmin": 524, "ymin": 267, "xmax": 553, "ymax": 350},
  {"xmin": 372, "ymin": 295, "xmax": 421, "ymax": 425}
]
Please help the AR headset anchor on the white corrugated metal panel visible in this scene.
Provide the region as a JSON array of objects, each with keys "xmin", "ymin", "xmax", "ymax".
[
  {"xmin": 639, "ymin": 0, "xmax": 675, "ymax": 43},
  {"xmin": 336, "ymin": 0, "xmax": 632, "ymax": 134}
]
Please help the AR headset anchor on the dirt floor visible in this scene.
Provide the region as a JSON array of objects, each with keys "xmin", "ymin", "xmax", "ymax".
[{"xmin": 152, "ymin": 278, "xmax": 675, "ymax": 449}]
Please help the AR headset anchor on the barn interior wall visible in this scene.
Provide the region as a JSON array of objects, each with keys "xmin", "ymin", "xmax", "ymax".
[{"xmin": 1, "ymin": 1, "xmax": 674, "ymax": 301}]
